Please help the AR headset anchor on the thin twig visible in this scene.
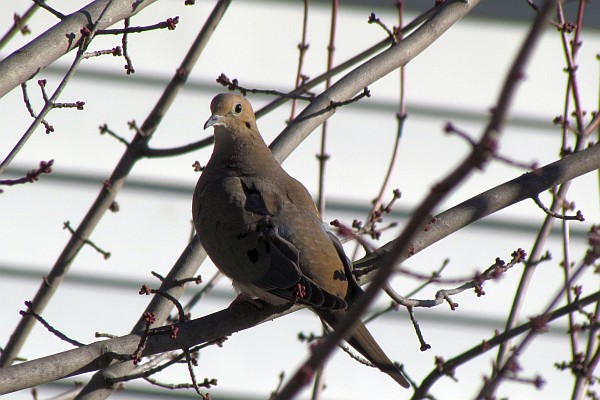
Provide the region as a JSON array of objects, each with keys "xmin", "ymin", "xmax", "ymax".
[
  {"xmin": 415, "ymin": 290, "xmax": 600, "ymax": 398},
  {"xmin": 270, "ymin": 372, "xmax": 286, "ymax": 400},
  {"xmin": 407, "ymin": 306, "xmax": 430, "ymax": 351},
  {"xmin": 20, "ymin": 82, "xmax": 54, "ymax": 134},
  {"xmin": 559, "ymin": 216, "xmax": 581, "ymax": 394},
  {"xmin": 316, "ymin": 0, "xmax": 338, "ymax": 216},
  {"xmin": 0, "ymin": 159, "xmax": 53, "ymax": 190},
  {"xmin": 184, "ymin": 349, "xmax": 209, "ymax": 398},
  {"xmin": 122, "ymin": 18, "xmax": 135, "ymax": 74},
  {"xmin": 99, "ymin": 123, "xmax": 130, "ymax": 146},
  {"xmin": 383, "ymin": 250, "xmax": 527, "ymax": 313},
  {"xmin": 140, "ymin": 284, "xmax": 187, "ymax": 324},
  {"xmin": 479, "ymin": 254, "xmax": 592, "ymax": 397},
  {"xmin": 32, "ymin": 0, "xmax": 65, "ymax": 19},
  {"xmin": 445, "ymin": 122, "xmax": 538, "ymax": 170},
  {"xmin": 63, "ymin": 221, "xmax": 111, "ymax": 260},
  {"xmin": 0, "ymin": 4, "xmax": 38, "ymax": 51},
  {"xmin": 368, "ymin": 12, "xmax": 396, "ymax": 44},
  {"xmin": 404, "ymin": 258, "xmax": 450, "ymax": 298},
  {"xmin": 98, "ymin": 17, "xmax": 179, "ymax": 35},
  {"xmin": 363, "ymin": 258, "xmax": 450, "ymax": 325},
  {"xmin": 142, "ymin": 136, "xmax": 214, "ymax": 158},
  {"xmin": 83, "ymin": 46, "xmax": 122, "ymax": 59},
  {"xmin": 109, "ymin": 341, "xmax": 223, "ymax": 384},
  {"xmin": 289, "ymin": 0, "xmax": 310, "ymax": 120},
  {"xmin": 0, "ymin": 1, "xmax": 108, "ymax": 175},
  {"xmin": 183, "ymin": 271, "xmax": 223, "ymax": 313},
  {"xmin": 216, "ymin": 74, "xmax": 314, "ymax": 101},
  {"xmin": 131, "ymin": 312, "xmax": 156, "ymax": 365},
  {"xmin": 556, "ymin": 2, "xmax": 586, "ymax": 137},
  {"xmin": 328, "ymin": 87, "xmax": 371, "ymax": 108},
  {"xmin": 19, "ymin": 301, "xmax": 85, "ymax": 347},
  {"xmin": 532, "ymin": 194, "xmax": 584, "ymax": 221}
]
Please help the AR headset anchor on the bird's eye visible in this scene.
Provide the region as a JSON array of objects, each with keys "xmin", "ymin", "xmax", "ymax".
[{"xmin": 233, "ymin": 103, "xmax": 243, "ymax": 114}]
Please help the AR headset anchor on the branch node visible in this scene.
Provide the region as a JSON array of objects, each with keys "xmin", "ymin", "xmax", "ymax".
[{"xmin": 63, "ymin": 220, "xmax": 111, "ymax": 259}]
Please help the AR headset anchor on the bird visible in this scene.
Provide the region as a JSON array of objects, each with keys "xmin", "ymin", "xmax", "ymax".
[{"xmin": 192, "ymin": 93, "xmax": 409, "ymax": 388}]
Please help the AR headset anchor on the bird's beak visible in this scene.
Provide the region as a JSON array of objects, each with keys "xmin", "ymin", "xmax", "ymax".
[{"xmin": 204, "ymin": 114, "xmax": 223, "ymax": 130}]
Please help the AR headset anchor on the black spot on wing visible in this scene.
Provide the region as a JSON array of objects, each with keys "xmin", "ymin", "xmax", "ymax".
[
  {"xmin": 247, "ymin": 248, "xmax": 259, "ymax": 264},
  {"xmin": 326, "ymin": 231, "xmax": 362, "ymax": 293},
  {"xmin": 333, "ymin": 269, "xmax": 347, "ymax": 281}
]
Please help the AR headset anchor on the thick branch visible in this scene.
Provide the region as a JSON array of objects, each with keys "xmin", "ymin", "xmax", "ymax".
[
  {"xmin": 269, "ymin": 1, "xmax": 473, "ymax": 162},
  {"xmin": 0, "ymin": 0, "xmax": 230, "ymax": 370},
  {"xmin": 0, "ymin": 301, "xmax": 282, "ymax": 395},
  {"xmin": 0, "ymin": 0, "xmax": 158, "ymax": 98},
  {"xmin": 2, "ymin": 139, "xmax": 597, "ymax": 395},
  {"xmin": 74, "ymin": 2, "xmax": 232, "ymax": 399},
  {"xmin": 354, "ymin": 142, "xmax": 600, "ymax": 283}
]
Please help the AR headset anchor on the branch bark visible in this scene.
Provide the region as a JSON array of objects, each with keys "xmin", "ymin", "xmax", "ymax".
[
  {"xmin": 269, "ymin": 0, "xmax": 480, "ymax": 162},
  {"xmin": 355, "ymin": 141, "xmax": 600, "ymax": 281},
  {"xmin": 2, "ymin": 139, "xmax": 597, "ymax": 396},
  {"xmin": 0, "ymin": 0, "xmax": 158, "ymax": 98},
  {"xmin": 0, "ymin": 0, "xmax": 230, "ymax": 370},
  {"xmin": 0, "ymin": 301, "xmax": 281, "ymax": 395}
]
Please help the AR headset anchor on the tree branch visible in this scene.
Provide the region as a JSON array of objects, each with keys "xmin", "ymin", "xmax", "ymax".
[
  {"xmin": 2, "ymin": 132, "xmax": 596, "ymax": 396},
  {"xmin": 412, "ymin": 290, "xmax": 600, "ymax": 399},
  {"xmin": 354, "ymin": 141, "xmax": 600, "ymax": 282},
  {"xmin": 73, "ymin": 2, "xmax": 232, "ymax": 399},
  {"xmin": 0, "ymin": 0, "xmax": 231, "ymax": 372},
  {"xmin": 268, "ymin": 0, "xmax": 472, "ymax": 163},
  {"xmin": 0, "ymin": 0, "xmax": 159, "ymax": 98}
]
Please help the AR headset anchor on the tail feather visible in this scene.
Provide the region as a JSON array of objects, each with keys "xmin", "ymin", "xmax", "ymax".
[{"xmin": 317, "ymin": 309, "xmax": 410, "ymax": 388}]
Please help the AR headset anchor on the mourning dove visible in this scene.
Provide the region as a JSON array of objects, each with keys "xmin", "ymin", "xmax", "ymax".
[{"xmin": 193, "ymin": 93, "xmax": 409, "ymax": 388}]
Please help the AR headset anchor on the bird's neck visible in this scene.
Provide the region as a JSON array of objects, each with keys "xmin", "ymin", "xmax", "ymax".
[{"xmin": 212, "ymin": 126, "xmax": 280, "ymax": 174}]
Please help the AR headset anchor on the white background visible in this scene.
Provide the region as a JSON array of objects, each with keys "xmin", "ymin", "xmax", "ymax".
[{"xmin": 1, "ymin": 1, "xmax": 600, "ymax": 399}]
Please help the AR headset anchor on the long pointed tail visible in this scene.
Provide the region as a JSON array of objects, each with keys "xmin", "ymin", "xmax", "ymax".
[{"xmin": 317, "ymin": 309, "xmax": 410, "ymax": 388}]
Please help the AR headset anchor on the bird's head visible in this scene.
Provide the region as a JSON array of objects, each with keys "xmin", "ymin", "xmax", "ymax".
[{"xmin": 204, "ymin": 93, "xmax": 258, "ymax": 132}]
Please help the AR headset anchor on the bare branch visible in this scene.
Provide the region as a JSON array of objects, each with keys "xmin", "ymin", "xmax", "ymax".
[
  {"xmin": 414, "ymin": 290, "xmax": 600, "ymax": 398},
  {"xmin": 98, "ymin": 16, "xmax": 179, "ymax": 35},
  {"xmin": 0, "ymin": 0, "xmax": 231, "ymax": 370},
  {"xmin": 0, "ymin": 2, "xmax": 111, "ymax": 174},
  {"xmin": 0, "ymin": 5, "xmax": 37, "ymax": 51},
  {"xmin": 31, "ymin": 0, "xmax": 65, "ymax": 20},
  {"xmin": 0, "ymin": 0, "xmax": 159, "ymax": 98},
  {"xmin": 19, "ymin": 301, "xmax": 85, "ymax": 347},
  {"xmin": 354, "ymin": 142, "xmax": 600, "ymax": 284},
  {"xmin": 532, "ymin": 194, "xmax": 585, "ymax": 221},
  {"xmin": 2, "ymin": 286, "xmax": 599, "ymax": 396},
  {"xmin": 0, "ymin": 159, "xmax": 53, "ymax": 191}
]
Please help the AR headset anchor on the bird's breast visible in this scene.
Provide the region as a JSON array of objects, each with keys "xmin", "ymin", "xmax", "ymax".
[{"xmin": 193, "ymin": 175, "xmax": 272, "ymax": 284}]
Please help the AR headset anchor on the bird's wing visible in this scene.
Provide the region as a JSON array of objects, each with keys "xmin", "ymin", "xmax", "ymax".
[{"xmin": 240, "ymin": 176, "xmax": 347, "ymax": 310}]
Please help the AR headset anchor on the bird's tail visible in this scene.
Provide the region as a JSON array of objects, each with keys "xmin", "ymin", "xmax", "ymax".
[{"xmin": 316, "ymin": 309, "xmax": 410, "ymax": 388}]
